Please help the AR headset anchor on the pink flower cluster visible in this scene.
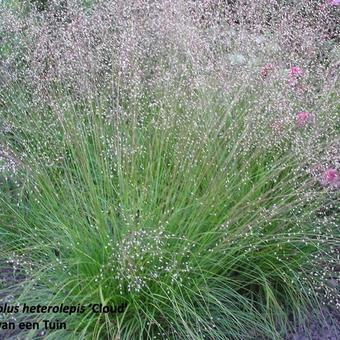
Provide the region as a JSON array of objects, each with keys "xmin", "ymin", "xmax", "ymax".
[
  {"xmin": 321, "ymin": 168, "xmax": 340, "ymax": 188},
  {"xmin": 289, "ymin": 66, "xmax": 303, "ymax": 78},
  {"xmin": 296, "ymin": 111, "xmax": 314, "ymax": 128},
  {"xmin": 289, "ymin": 66, "xmax": 303, "ymax": 86}
]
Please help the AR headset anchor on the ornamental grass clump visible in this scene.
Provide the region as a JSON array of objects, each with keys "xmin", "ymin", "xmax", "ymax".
[{"xmin": 0, "ymin": 0, "xmax": 339, "ymax": 339}]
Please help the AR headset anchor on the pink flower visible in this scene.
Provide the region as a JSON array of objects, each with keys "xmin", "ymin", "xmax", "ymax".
[
  {"xmin": 289, "ymin": 66, "xmax": 303, "ymax": 86},
  {"xmin": 329, "ymin": 0, "xmax": 340, "ymax": 6},
  {"xmin": 289, "ymin": 66, "xmax": 303, "ymax": 78},
  {"xmin": 261, "ymin": 63, "xmax": 274, "ymax": 77},
  {"xmin": 296, "ymin": 111, "xmax": 314, "ymax": 127},
  {"xmin": 321, "ymin": 168, "xmax": 340, "ymax": 188}
]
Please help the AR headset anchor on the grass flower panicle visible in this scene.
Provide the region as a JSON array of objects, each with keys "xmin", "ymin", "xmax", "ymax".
[{"xmin": 0, "ymin": 0, "xmax": 339, "ymax": 339}]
